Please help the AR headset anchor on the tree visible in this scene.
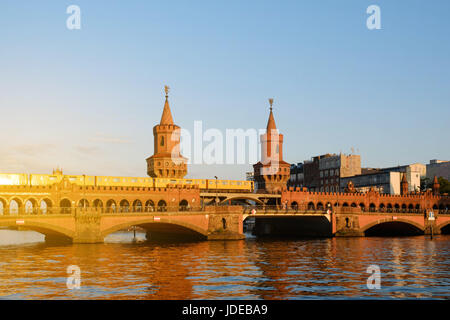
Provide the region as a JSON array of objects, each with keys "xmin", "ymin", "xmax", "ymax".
[{"xmin": 438, "ymin": 177, "xmax": 450, "ymax": 194}]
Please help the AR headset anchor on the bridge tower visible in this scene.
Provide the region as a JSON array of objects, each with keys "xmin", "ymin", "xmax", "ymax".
[
  {"xmin": 146, "ymin": 86, "xmax": 188, "ymax": 178},
  {"xmin": 253, "ymin": 98, "xmax": 290, "ymax": 194},
  {"xmin": 401, "ymin": 173, "xmax": 409, "ymax": 195},
  {"xmin": 432, "ymin": 175, "xmax": 440, "ymax": 195}
]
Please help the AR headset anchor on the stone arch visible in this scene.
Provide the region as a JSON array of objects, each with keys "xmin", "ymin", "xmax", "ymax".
[
  {"xmin": 307, "ymin": 202, "xmax": 315, "ymax": 210},
  {"xmin": 24, "ymin": 198, "xmax": 39, "ymax": 214},
  {"xmin": 0, "ymin": 219, "xmax": 74, "ymax": 242},
  {"xmin": 9, "ymin": 197, "xmax": 23, "ymax": 215},
  {"xmin": 106, "ymin": 199, "xmax": 117, "ymax": 213},
  {"xmin": 291, "ymin": 201, "xmax": 299, "ymax": 210},
  {"xmin": 369, "ymin": 203, "xmax": 376, "ymax": 212},
  {"xmin": 394, "ymin": 203, "xmax": 400, "ymax": 212},
  {"xmin": 179, "ymin": 199, "xmax": 189, "ymax": 211},
  {"xmin": 100, "ymin": 218, "xmax": 208, "ymax": 240},
  {"xmin": 78, "ymin": 199, "xmax": 89, "ymax": 208},
  {"xmin": 342, "ymin": 202, "xmax": 349, "ymax": 207},
  {"xmin": 361, "ymin": 218, "xmax": 424, "ymax": 236},
  {"xmin": 93, "ymin": 199, "xmax": 103, "ymax": 208},
  {"xmin": 387, "ymin": 203, "xmax": 393, "ymax": 213},
  {"xmin": 379, "ymin": 203, "xmax": 385, "ymax": 212},
  {"xmin": 351, "ymin": 202, "xmax": 357, "ymax": 207},
  {"xmin": 0, "ymin": 197, "xmax": 7, "ymax": 215},
  {"xmin": 220, "ymin": 195, "xmax": 264, "ymax": 205},
  {"xmin": 157, "ymin": 200, "xmax": 167, "ymax": 212},
  {"xmin": 317, "ymin": 202, "xmax": 324, "ymax": 210},
  {"xmin": 119, "ymin": 199, "xmax": 130, "ymax": 212},
  {"xmin": 132, "ymin": 199, "xmax": 143, "ymax": 212},
  {"xmin": 408, "ymin": 204, "xmax": 414, "ymax": 212},
  {"xmin": 145, "ymin": 200, "xmax": 155, "ymax": 212},
  {"xmin": 38, "ymin": 199, "xmax": 52, "ymax": 214},
  {"xmin": 60, "ymin": 198, "xmax": 72, "ymax": 214},
  {"xmin": 437, "ymin": 221, "xmax": 450, "ymax": 234}
]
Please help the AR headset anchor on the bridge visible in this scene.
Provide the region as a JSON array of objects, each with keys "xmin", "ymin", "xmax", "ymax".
[
  {"xmin": 200, "ymin": 191, "xmax": 281, "ymax": 205},
  {"xmin": 1, "ymin": 204, "xmax": 449, "ymax": 243}
]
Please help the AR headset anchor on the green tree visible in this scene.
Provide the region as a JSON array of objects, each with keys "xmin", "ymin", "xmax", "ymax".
[{"xmin": 438, "ymin": 177, "xmax": 450, "ymax": 194}]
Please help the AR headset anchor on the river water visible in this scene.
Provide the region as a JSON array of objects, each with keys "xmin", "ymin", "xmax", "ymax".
[{"xmin": 0, "ymin": 230, "xmax": 449, "ymax": 299}]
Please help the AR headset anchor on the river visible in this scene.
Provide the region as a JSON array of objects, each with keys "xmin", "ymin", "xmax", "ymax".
[{"xmin": 0, "ymin": 230, "xmax": 449, "ymax": 299}]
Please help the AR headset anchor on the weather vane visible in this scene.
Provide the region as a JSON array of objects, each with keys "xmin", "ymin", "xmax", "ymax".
[
  {"xmin": 164, "ymin": 85, "xmax": 170, "ymax": 97},
  {"xmin": 268, "ymin": 98, "xmax": 274, "ymax": 112}
]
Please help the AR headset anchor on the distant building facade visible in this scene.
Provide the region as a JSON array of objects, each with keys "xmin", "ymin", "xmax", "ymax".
[
  {"xmin": 288, "ymin": 163, "xmax": 304, "ymax": 189},
  {"xmin": 299, "ymin": 153, "xmax": 361, "ymax": 192},
  {"xmin": 341, "ymin": 171, "xmax": 402, "ymax": 195},
  {"xmin": 426, "ymin": 160, "xmax": 450, "ymax": 181},
  {"xmin": 341, "ymin": 163, "xmax": 426, "ymax": 195}
]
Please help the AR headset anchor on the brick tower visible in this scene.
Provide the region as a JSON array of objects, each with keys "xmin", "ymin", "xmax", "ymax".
[
  {"xmin": 253, "ymin": 98, "xmax": 290, "ymax": 193},
  {"xmin": 146, "ymin": 86, "xmax": 188, "ymax": 178},
  {"xmin": 432, "ymin": 175, "xmax": 440, "ymax": 195},
  {"xmin": 401, "ymin": 173, "xmax": 409, "ymax": 195}
]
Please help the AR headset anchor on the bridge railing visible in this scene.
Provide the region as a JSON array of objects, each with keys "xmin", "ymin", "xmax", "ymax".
[
  {"xmin": 242, "ymin": 204, "xmax": 328, "ymax": 214},
  {"xmin": 0, "ymin": 205, "xmax": 206, "ymax": 216},
  {"xmin": 1, "ymin": 206, "xmax": 448, "ymax": 216}
]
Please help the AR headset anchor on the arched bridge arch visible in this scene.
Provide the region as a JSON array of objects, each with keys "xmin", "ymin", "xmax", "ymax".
[
  {"xmin": 219, "ymin": 195, "xmax": 265, "ymax": 205},
  {"xmin": 361, "ymin": 218, "xmax": 424, "ymax": 236},
  {"xmin": 0, "ymin": 219, "xmax": 75, "ymax": 242},
  {"xmin": 100, "ymin": 217, "xmax": 208, "ymax": 240}
]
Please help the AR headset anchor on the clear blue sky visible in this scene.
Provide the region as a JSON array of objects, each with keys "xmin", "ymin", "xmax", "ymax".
[{"xmin": 0, "ymin": 0, "xmax": 449, "ymax": 179}]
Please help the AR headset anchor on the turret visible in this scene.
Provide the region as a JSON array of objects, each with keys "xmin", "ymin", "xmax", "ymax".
[
  {"xmin": 253, "ymin": 98, "xmax": 290, "ymax": 194},
  {"xmin": 146, "ymin": 86, "xmax": 188, "ymax": 178},
  {"xmin": 401, "ymin": 173, "xmax": 408, "ymax": 195},
  {"xmin": 432, "ymin": 175, "xmax": 440, "ymax": 195}
]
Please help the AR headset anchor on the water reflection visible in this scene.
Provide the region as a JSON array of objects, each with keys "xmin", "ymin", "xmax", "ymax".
[{"xmin": 0, "ymin": 231, "xmax": 449, "ymax": 299}]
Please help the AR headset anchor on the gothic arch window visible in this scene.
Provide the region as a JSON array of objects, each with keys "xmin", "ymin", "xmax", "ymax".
[{"xmin": 160, "ymin": 136, "xmax": 164, "ymax": 146}]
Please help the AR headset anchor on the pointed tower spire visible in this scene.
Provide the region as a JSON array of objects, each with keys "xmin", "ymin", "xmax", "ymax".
[
  {"xmin": 432, "ymin": 175, "xmax": 440, "ymax": 195},
  {"xmin": 160, "ymin": 85, "xmax": 174, "ymax": 125},
  {"xmin": 401, "ymin": 173, "xmax": 409, "ymax": 195},
  {"xmin": 147, "ymin": 85, "xmax": 187, "ymax": 179},
  {"xmin": 266, "ymin": 98, "xmax": 277, "ymax": 132}
]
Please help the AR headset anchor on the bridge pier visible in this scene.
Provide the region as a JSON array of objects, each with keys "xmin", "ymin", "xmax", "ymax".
[
  {"xmin": 424, "ymin": 221, "xmax": 440, "ymax": 236},
  {"xmin": 73, "ymin": 211, "xmax": 104, "ymax": 244},
  {"xmin": 206, "ymin": 209, "xmax": 245, "ymax": 240}
]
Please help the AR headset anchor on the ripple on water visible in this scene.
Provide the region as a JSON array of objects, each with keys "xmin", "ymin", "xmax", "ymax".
[{"xmin": 0, "ymin": 234, "xmax": 449, "ymax": 299}]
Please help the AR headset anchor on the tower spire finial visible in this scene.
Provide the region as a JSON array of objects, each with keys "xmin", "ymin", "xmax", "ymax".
[
  {"xmin": 268, "ymin": 98, "xmax": 274, "ymax": 112},
  {"xmin": 164, "ymin": 85, "xmax": 170, "ymax": 98}
]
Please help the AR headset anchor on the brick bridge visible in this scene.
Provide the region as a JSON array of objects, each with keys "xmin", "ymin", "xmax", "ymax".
[{"xmin": 1, "ymin": 205, "xmax": 450, "ymax": 243}]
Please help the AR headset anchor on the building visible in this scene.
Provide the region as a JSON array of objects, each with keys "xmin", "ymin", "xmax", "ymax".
[
  {"xmin": 288, "ymin": 163, "xmax": 304, "ymax": 189},
  {"xmin": 341, "ymin": 163, "xmax": 426, "ymax": 195},
  {"xmin": 246, "ymin": 172, "xmax": 254, "ymax": 181},
  {"xmin": 303, "ymin": 155, "xmax": 324, "ymax": 192},
  {"xmin": 340, "ymin": 170, "xmax": 402, "ymax": 195},
  {"xmin": 426, "ymin": 160, "xmax": 450, "ymax": 181},
  {"xmin": 318, "ymin": 153, "xmax": 361, "ymax": 193},
  {"xmin": 301, "ymin": 153, "xmax": 361, "ymax": 192},
  {"xmin": 253, "ymin": 99, "xmax": 290, "ymax": 194}
]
